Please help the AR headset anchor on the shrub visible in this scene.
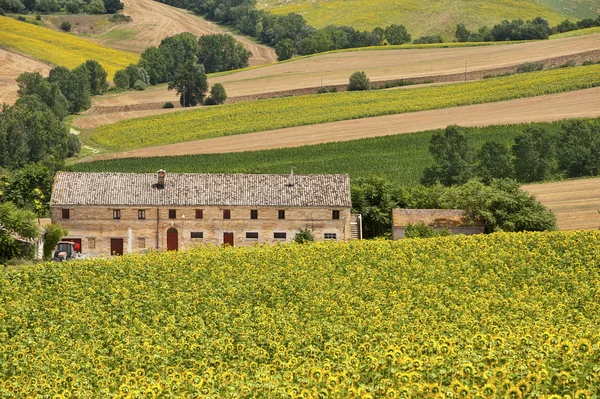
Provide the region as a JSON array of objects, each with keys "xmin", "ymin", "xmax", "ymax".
[
  {"xmin": 113, "ymin": 69, "xmax": 129, "ymax": 89},
  {"xmin": 17, "ymin": 15, "xmax": 26, "ymax": 22},
  {"xmin": 162, "ymin": 101, "xmax": 174, "ymax": 109},
  {"xmin": 294, "ymin": 228, "xmax": 314, "ymax": 243},
  {"xmin": 413, "ymin": 35, "xmax": 443, "ymax": 44},
  {"xmin": 348, "ymin": 71, "xmax": 371, "ymax": 91},
  {"xmin": 208, "ymin": 83, "xmax": 227, "ymax": 105},
  {"xmin": 405, "ymin": 222, "xmax": 450, "ymax": 238},
  {"xmin": 43, "ymin": 224, "xmax": 68, "ymax": 260},
  {"xmin": 328, "ymin": 87, "xmax": 337, "ymax": 93},
  {"xmin": 317, "ymin": 87, "xmax": 329, "ymax": 94},
  {"xmin": 558, "ymin": 60, "xmax": 576, "ymax": 68},
  {"xmin": 108, "ymin": 14, "xmax": 131, "ymax": 23},
  {"xmin": 35, "ymin": 14, "xmax": 41, "ymax": 21},
  {"xmin": 133, "ymin": 80, "xmax": 147, "ymax": 90},
  {"xmin": 517, "ymin": 62, "xmax": 544, "ymax": 73}
]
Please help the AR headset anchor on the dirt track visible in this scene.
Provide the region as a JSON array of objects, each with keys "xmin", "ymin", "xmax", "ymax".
[
  {"xmin": 86, "ymin": 86, "xmax": 600, "ymax": 160},
  {"xmin": 523, "ymin": 178, "xmax": 600, "ymax": 231},
  {"xmin": 96, "ymin": 0, "xmax": 276, "ymax": 66},
  {"xmin": 93, "ymin": 34, "xmax": 600, "ymax": 109},
  {"xmin": 0, "ymin": 48, "xmax": 51, "ymax": 105}
]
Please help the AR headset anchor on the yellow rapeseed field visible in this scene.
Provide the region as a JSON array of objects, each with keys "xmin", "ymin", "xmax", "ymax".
[
  {"xmin": 0, "ymin": 16, "xmax": 139, "ymax": 78},
  {"xmin": 1, "ymin": 230, "xmax": 599, "ymax": 398},
  {"xmin": 91, "ymin": 63, "xmax": 600, "ymax": 151}
]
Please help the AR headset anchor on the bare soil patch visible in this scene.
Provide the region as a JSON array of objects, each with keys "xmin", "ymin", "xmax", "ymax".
[
  {"xmin": 0, "ymin": 48, "xmax": 51, "ymax": 105},
  {"xmin": 85, "ymin": 87, "xmax": 600, "ymax": 160},
  {"xmin": 523, "ymin": 178, "xmax": 600, "ymax": 231}
]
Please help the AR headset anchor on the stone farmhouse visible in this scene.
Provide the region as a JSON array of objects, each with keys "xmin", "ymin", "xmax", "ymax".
[
  {"xmin": 50, "ymin": 171, "xmax": 361, "ymax": 255},
  {"xmin": 392, "ymin": 208, "xmax": 485, "ymax": 239}
]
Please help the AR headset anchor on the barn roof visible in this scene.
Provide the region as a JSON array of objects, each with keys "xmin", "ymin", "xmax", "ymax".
[
  {"xmin": 51, "ymin": 172, "xmax": 351, "ymax": 208},
  {"xmin": 392, "ymin": 208, "xmax": 481, "ymax": 227}
]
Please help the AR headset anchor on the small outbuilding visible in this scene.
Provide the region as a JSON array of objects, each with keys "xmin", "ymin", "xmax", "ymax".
[{"xmin": 392, "ymin": 208, "xmax": 484, "ymax": 240}]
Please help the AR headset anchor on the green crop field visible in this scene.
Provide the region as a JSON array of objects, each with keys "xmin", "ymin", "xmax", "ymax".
[
  {"xmin": 74, "ymin": 120, "xmax": 580, "ymax": 186},
  {"xmin": 258, "ymin": 0, "xmax": 574, "ymax": 37},
  {"xmin": 0, "ymin": 16, "xmax": 139, "ymax": 78},
  {"xmin": 2, "ymin": 231, "xmax": 600, "ymax": 397},
  {"xmin": 89, "ymin": 64, "xmax": 600, "ymax": 152},
  {"xmin": 550, "ymin": 26, "xmax": 600, "ymax": 39}
]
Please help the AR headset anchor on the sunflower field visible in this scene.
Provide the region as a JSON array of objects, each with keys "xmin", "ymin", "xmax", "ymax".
[
  {"xmin": 1, "ymin": 231, "xmax": 600, "ymax": 398},
  {"xmin": 90, "ymin": 63, "xmax": 600, "ymax": 151}
]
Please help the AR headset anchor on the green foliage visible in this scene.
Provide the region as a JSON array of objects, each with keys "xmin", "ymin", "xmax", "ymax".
[
  {"xmin": 158, "ymin": 32, "xmax": 199, "ymax": 81},
  {"xmin": 475, "ymin": 141, "xmax": 513, "ymax": 184},
  {"xmin": 512, "ymin": 126, "xmax": 556, "ymax": 183},
  {"xmin": 405, "ymin": 222, "xmax": 450, "ymax": 238},
  {"xmin": 43, "ymin": 223, "xmax": 68, "ymax": 260},
  {"xmin": 0, "ymin": 202, "xmax": 40, "ymax": 262},
  {"xmin": 133, "ymin": 80, "xmax": 147, "ymax": 91},
  {"xmin": 0, "ymin": 163, "xmax": 53, "ymax": 216},
  {"xmin": 413, "ymin": 35, "xmax": 443, "ymax": 44},
  {"xmin": 455, "ymin": 23, "xmax": 470, "ymax": 42},
  {"xmin": 293, "ymin": 227, "xmax": 314, "ymax": 243},
  {"xmin": 87, "ymin": 0, "xmax": 105, "ymax": 14},
  {"xmin": 384, "ymin": 24, "xmax": 411, "ymax": 45},
  {"xmin": 84, "ymin": 59, "xmax": 109, "ymax": 95},
  {"xmin": 113, "ymin": 69, "xmax": 129, "ymax": 89},
  {"xmin": 421, "ymin": 125, "xmax": 474, "ymax": 186},
  {"xmin": 0, "ymin": 0, "xmax": 24, "ymax": 13},
  {"xmin": 168, "ymin": 61, "xmax": 208, "ymax": 107},
  {"xmin": 517, "ymin": 61, "xmax": 544, "ymax": 73},
  {"xmin": 59, "ymin": 20, "xmax": 71, "ymax": 32},
  {"xmin": 556, "ymin": 119, "xmax": 600, "ymax": 178},
  {"xmin": 162, "ymin": 101, "xmax": 175, "ymax": 109},
  {"xmin": 197, "ymin": 34, "xmax": 251, "ymax": 73},
  {"xmin": 347, "ymin": 71, "xmax": 370, "ymax": 91},
  {"xmin": 103, "ymin": 0, "xmax": 123, "ymax": 14},
  {"xmin": 68, "ymin": 64, "xmax": 92, "ymax": 112},
  {"xmin": 275, "ymin": 38, "xmax": 295, "ymax": 61},
  {"xmin": 206, "ymin": 83, "xmax": 227, "ymax": 105},
  {"xmin": 138, "ymin": 48, "xmax": 167, "ymax": 85}
]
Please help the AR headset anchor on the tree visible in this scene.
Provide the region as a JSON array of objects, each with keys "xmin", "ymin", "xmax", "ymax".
[
  {"xmin": 347, "ymin": 71, "xmax": 371, "ymax": 91},
  {"xmin": 475, "ymin": 141, "xmax": 513, "ymax": 184},
  {"xmin": 68, "ymin": 65, "xmax": 92, "ymax": 112},
  {"xmin": 405, "ymin": 222, "xmax": 450, "ymax": 238},
  {"xmin": 512, "ymin": 126, "xmax": 555, "ymax": 183},
  {"xmin": 168, "ymin": 60, "xmax": 208, "ymax": 107},
  {"xmin": 0, "ymin": 202, "xmax": 40, "ymax": 262},
  {"xmin": 421, "ymin": 125, "xmax": 474, "ymax": 186},
  {"xmin": 113, "ymin": 69, "xmax": 129, "ymax": 89},
  {"xmin": 197, "ymin": 34, "xmax": 251, "ymax": 73},
  {"xmin": 556, "ymin": 119, "xmax": 600, "ymax": 178},
  {"xmin": 60, "ymin": 20, "xmax": 71, "ymax": 32},
  {"xmin": 84, "ymin": 60, "xmax": 108, "ymax": 95},
  {"xmin": 455, "ymin": 23, "xmax": 471, "ymax": 42},
  {"xmin": 2, "ymin": 163, "xmax": 54, "ymax": 216},
  {"xmin": 103, "ymin": 0, "xmax": 123, "ymax": 13},
  {"xmin": 205, "ymin": 83, "xmax": 227, "ymax": 105},
  {"xmin": 294, "ymin": 227, "xmax": 314, "ymax": 243},
  {"xmin": 158, "ymin": 33, "xmax": 199, "ymax": 81},
  {"xmin": 275, "ymin": 38, "xmax": 295, "ymax": 61},
  {"xmin": 384, "ymin": 24, "xmax": 411, "ymax": 45},
  {"xmin": 16, "ymin": 72, "xmax": 45, "ymax": 97},
  {"xmin": 138, "ymin": 48, "xmax": 167, "ymax": 85},
  {"xmin": 87, "ymin": 0, "xmax": 105, "ymax": 13},
  {"xmin": 43, "ymin": 223, "xmax": 68, "ymax": 260}
]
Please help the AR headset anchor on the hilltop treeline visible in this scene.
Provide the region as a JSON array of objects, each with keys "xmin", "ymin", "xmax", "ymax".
[
  {"xmin": 0, "ymin": 0, "xmax": 122, "ymax": 14},
  {"xmin": 153, "ymin": 0, "xmax": 411, "ymax": 60},
  {"xmin": 456, "ymin": 15, "xmax": 600, "ymax": 42}
]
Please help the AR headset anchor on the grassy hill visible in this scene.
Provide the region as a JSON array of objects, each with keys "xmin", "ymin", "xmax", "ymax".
[
  {"xmin": 1, "ymin": 231, "xmax": 599, "ymax": 396},
  {"xmin": 0, "ymin": 16, "xmax": 139, "ymax": 78},
  {"xmin": 258, "ymin": 0, "xmax": 598, "ymax": 38}
]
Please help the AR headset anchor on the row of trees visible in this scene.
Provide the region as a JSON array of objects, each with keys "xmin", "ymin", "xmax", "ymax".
[
  {"xmin": 0, "ymin": 0, "xmax": 122, "ymax": 14},
  {"xmin": 456, "ymin": 15, "xmax": 600, "ymax": 42},
  {"xmin": 421, "ymin": 120, "xmax": 600, "ymax": 187},
  {"xmin": 351, "ymin": 176, "xmax": 556, "ymax": 239}
]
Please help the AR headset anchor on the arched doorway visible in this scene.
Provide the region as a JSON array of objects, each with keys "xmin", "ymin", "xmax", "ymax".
[{"xmin": 167, "ymin": 228, "xmax": 178, "ymax": 251}]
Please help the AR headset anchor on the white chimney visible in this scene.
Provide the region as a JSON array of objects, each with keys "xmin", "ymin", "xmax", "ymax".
[
  {"xmin": 157, "ymin": 169, "xmax": 166, "ymax": 188},
  {"xmin": 287, "ymin": 167, "xmax": 295, "ymax": 187}
]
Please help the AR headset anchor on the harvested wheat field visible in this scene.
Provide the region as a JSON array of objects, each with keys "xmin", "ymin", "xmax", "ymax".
[
  {"xmin": 523, "ymin": 178, "xmax": 600, "ymax": 231},
  {"xmin": 95, "ymin": 0, "xmax": 276, "ymax": 66},
  {"xmin": 0, "ymin": 48, "xmax": 51, "ymax": 105},
  {"xmin": 86, "ymin": 86, "xmax": 600, "ymax": 160},
  {"xmin": 92, "ymin": 34, "xmax": 600, "ymax": 110}
]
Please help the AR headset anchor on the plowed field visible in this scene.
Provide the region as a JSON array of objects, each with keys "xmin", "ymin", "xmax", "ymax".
[{"xmin": 0, "ymin": 48, "xmax": 51, "ymax": 105}]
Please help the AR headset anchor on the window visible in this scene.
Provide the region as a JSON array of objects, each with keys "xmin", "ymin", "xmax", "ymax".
[
  {"xmin": 274, "ymin": 232, "xmax": 287, "ymax": 240},
  {"xmin": 278, "ymin": 210, "xmax": 286, "ymax": 219},
  {"xmin": 169, "ymin": 209, "xmax": 176, "ymax": 219},
  {"xmin": 195, "ymin": 209, "xmax": 203, "ymax": 219},
  {"xmin": 88, "ymin": 237, "xmax": 96, "ymax": 250},
  {"xmin": 138, "ymin": 210, "xmax": 146, "ymax": 220},
  {"xmin": 223, "ymin": 210, "xmax": 231, "ymax": 219},
  {"xmin": 246, "ymin": 232, "xmax": 259, "ymax": 240},
  {"xmin": 332, "ymin": 210, "xmax": 340, "ymax": 220},
  {"xmin": 113, "ymin": 209, "xmax": 121, "ymax": 220},
  {"xmin": 137, "ymin": 237, "xmax": 146, "ymax": 249},
  {"xmin": 250, "ymin": 210, "xmax": 258, "ymax": 219},
  {"xmin": 191, "ymin": 232, "xmax": 204, "ymax": 239},
  {"xmin": 62, "ymin": 209, "xmax": 70, "ymax": 219},
  {"xmin": 324, "ymin": 233, "xmax": 337, "ymax": 240}
]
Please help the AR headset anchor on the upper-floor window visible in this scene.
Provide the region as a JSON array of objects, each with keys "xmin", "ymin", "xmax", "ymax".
[
  {"xmin": 324, "ymin": 233, "xmax": 337, "ymax": 240},
  {"xmin": 113, "ymin": 209, "xmax": 121, "ymax": 220},
  {"xmin": 62, "ymin": 209, "xmax": 70, "ymax": 219},
  {"xmin": 223, "ymin": 210, "xmax": 231, "ymax": 219},
  {"xmin": 138, "ymin": 210, "xmax": 146, "ymax": 220},
  {"xmin": 169, "ymin": 209, "xmax": 176, "ymax": 219},
  {"xmin": 195, "ymin": 209, "xmax": 203, "ymax": 219},
  {"xmin": 250, "ymin": 210, "xmax": 258, "ymax": 219},
  {"xmin": 332, "ymin": 210, "xmax": 340, "ymax": 220},
  {"xmin": 278, "ymin": 210, "xmax": 286, "ymax": 219}
]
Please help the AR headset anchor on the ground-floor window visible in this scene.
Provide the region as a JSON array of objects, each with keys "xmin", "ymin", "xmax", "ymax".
[
  {"xmin": 191, "ymin": 232, "xmax": 204, "ymax": 239},
  {"xmin": 137, "ymin": 237, "xmax": 146, "ymax": 249},
  {"xmin": 324, "ymin": 233, "xmax": 337, "ymax": 240},
  {"xmin": 274, "ymin": 232, "xmax": 287, "ymax": 240},
  {"xmin": 87, "ymin": 237, "xmax": 96, "ymax": 250},
  {"xmin": 246, "ymin": 232, "xmax": 259, "ymax": 240}
]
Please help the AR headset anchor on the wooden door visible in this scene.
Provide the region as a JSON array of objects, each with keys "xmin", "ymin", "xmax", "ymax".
[
  {"xmin": 167, "ymin": 228, "xmax": 178, "ymax": 251},
  {"xmin": 110, "ymin": 239, "xmax": 123, "ymax": 256},
  {"xmin": 223, "ymin": 232, "xmax": 234, "ymax": 246}
]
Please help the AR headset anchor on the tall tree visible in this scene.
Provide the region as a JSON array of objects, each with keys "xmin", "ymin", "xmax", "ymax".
[
  {"xmin": 0, "ymin": 202, "xmax": 40, "ymax": 262},
  {"xmin": 421, "ymin": 125, "xmax": 474, "ymax": 186},
  {"xmin": 197, "ymin": 34, "xmax": 251, "ymax": 73},
  {"xmin": 84, "ymin": 60, "xmax": 109, "ymax": 95},
  {"xmin": 512, "ymin": 126, "xmax": 556, "ymax": 183},
  {"xmin": 168, "ymin": 60, "xmax": 208, "ymax": 107},
  {"xmin": 556, "ymin": 119, "xmax": 600, "ymax": 178},
  {"xmin": 475, "ymin": 141, "xmax": 513, "ymax": 184}
]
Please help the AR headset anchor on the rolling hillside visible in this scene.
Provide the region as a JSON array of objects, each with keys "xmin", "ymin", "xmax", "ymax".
[{"xmin": 258, "ymin": 0, "xmax": 590, "ymax": 37}]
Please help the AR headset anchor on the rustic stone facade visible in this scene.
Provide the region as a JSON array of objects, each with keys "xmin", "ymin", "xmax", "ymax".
[
  {"xmin": 392, "ymin": 208, "xmax": 485, "ymax": 239},
  {"xmin": 50, "ymin": 172, "xmax": 355, "ymax": 255}
]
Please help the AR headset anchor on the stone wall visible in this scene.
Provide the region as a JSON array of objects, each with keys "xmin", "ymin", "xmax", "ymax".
[{"xmin": 51, "ymin": 205, "xmax": 352, "ymax": 255}]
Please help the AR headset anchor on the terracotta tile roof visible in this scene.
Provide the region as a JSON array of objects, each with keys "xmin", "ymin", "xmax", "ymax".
[
  {"xmin": 392, "ymin": 208, "xmax": 481, "ymax": 227},
  {"xmin": 51, "ymin": 172, "xmax": 351, "ymax": 208}
]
